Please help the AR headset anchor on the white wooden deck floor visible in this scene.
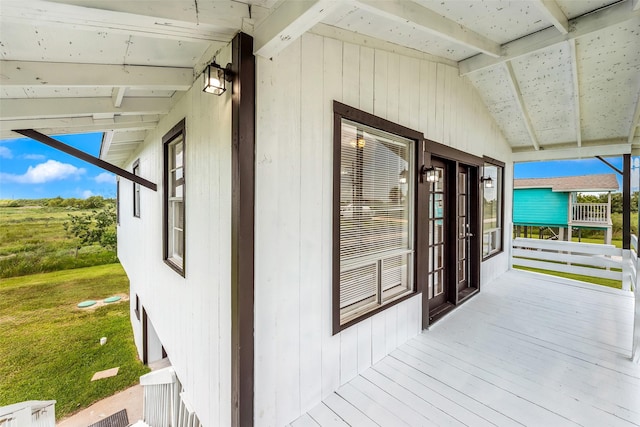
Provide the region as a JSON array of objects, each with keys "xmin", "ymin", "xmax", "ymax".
[{"xmin": 291, "ymin": 269, "xmax": 640, "ymax": 427}]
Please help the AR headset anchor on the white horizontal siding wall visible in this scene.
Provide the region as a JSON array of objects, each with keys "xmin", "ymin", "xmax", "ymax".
[
  {"xmin": 255, "ymin": 33, "xmax": 512, "ymax": 427},
  {"xmin": 117, "ymin": 46, "xmax": 232, "ymax": 427}
]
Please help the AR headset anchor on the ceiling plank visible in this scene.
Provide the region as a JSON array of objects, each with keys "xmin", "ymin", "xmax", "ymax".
[
  {"xmin": 460, "ymin": 0, "xmax": 639, "ymax": 75},
  {"xmin": 532, "ymin": 0, "xmax": 569, "ymax": 34},
  {"xmin": 568, "ymin": 40, "xmax": 582, "ymax": 147},
  {"xmin": 254, "ymin": 0, "xmax": 341, "ymax": 58},
  {"xmin": 1, "ymin": 0, "xmax": 233, "ymax": 43},
  {"xmin": 629, "ymin": 90, "xmax": 640, "ymax": 143},
  {"xmin": 513, "ymin": 142, "xmax": 632, "ymax": 162},
  {"xmin": 355, "ymin": 0, "xmax": 501, "ymax": 57},
  {"xmin": 1, "ymin": 97, "xmax": 173, "ymax": 120},
  {"xmin": 504, "ymin": 61, "xmax": 540, "ymax": 151},
  {"xmin": 0, "ymin": 61, "xmax": 193, "ymax": 90}
]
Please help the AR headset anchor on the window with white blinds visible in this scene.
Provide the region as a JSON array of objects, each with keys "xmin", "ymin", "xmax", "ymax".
[
  {"xmin": 163, "ymin": 119, "xmax": 186, "ymax": 276},
  {"xmin": 482, "ymin": 163, "xmax": 503, "ymax": 259},
  {"xmin": 339, "ymin": 119, "xmax": 415, "ymax": 325}
]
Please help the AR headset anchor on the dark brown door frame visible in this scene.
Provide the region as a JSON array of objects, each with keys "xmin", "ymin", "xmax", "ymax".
[
  {"xmin": 422, "ymin": 141, "xmax": 483, "ymax": 329},
  {"xmin": 230, "ymin": 32, "xmax": 255, "ymax": 427}
]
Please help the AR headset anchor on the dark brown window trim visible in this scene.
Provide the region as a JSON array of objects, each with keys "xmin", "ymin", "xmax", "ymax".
[
  {"xmin": 427, "ymin": 141, "xmax": 484, "ymax": 167},
  {"xmin": 332, "ymin": 101, "xmax": 425, "ymax": 335},
  {"xmin": 133, "ymin": 158, "xmax": 141, "ymax": 218},
  {"xmin": 481, "ymin": 155, "xmax": 505, "ymax": 261},
  {"xmin": 162, "ymin": 119, "xmax": 186, "ymax": 277}
]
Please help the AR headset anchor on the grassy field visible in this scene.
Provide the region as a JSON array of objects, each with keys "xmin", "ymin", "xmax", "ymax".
[
  {"xmin": 0, "ymin": 264, "xmax": 149, "ymax": 419},
  {"xmin": 513, "ymin": 265, "xmax": 622, "ymax": 289},
  {"xmin": 0, "ymin": 205, "xmax": 117, "ymax": 277}
]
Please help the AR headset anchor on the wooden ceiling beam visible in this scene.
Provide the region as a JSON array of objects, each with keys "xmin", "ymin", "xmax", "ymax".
[
  {"xmin": 1, "ymin": 97, "xmax": 173, "ymax": 120},
  {"xmin": 460, "ymin": 0, "xmax": 640, "ymax": 75},
  {"xmin": 504, "ymin": 61, "xmax": 540, "ymax": 151},
  {"xmin": 254, "ymin": 0, "xmax": 341, "ymax": 58},
  {"xmin": 0, "ymin": 115, "xmax": 159, "ymax": 140},
  {"xmin": 355, "ymin": 0, "xmax": 501, "ymax": 57},
  {"xmin": 1, "ymin": 0, "xmax": 233, "ymax": 43},
  {"xmin": 532, "ymin": 0, "xmax": 569, "ymax": 34},
  {"xmin": 0, "ymin": 61, "xmax": 193, "ymax": 90},
  {"xmin": 513, "ymin": 141, "xmax": 632, "ymax": 162}
]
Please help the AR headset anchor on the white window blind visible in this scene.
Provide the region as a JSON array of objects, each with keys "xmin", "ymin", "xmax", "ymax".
[{"xmin": 339, "ymin": 119, "xmax": 414, "ymax": 323}]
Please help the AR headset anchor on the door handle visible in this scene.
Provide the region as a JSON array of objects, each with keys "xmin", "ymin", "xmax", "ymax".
[{"xmin": 460, "ymin": 233, "xmax": 474, "ymax": 238}]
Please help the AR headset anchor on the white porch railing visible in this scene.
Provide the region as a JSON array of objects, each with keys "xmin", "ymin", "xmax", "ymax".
[
  {"xmin": 512, "ymin": 237, "xmax": 639, "ymax": 363},
  {"xmin": 571, "ymin": 203, "xmax": 610, "ymax": 224},
  {"xmin": 512, "ymin": 238, "xmax": 623, "ymax": 282},
  {"xmin": 0, "ymin": 401, "xmax": 56, "ymax": 427},
  {"xmin": 139, "ymin": 367, "xmax": 202, "ymax": 427}
]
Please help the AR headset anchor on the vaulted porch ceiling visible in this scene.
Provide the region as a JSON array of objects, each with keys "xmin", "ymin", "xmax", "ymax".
[{"xmin": 0, "ymin": 0, "xmax": 638, "ymax": 164}]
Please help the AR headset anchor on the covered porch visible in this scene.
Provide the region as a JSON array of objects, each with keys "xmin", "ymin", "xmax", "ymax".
[{"xmin": 293, "ymin": 269, "xmax": 639, "ymax": 427}]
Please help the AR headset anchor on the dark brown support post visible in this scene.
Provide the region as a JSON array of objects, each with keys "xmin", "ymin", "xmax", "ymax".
[
  {"xmin": 230, "ymin": 32, "xmax": 255, "ymax": 427},
  {"xmin": 623, "ymin": 154, "xmax": 631, "ymax": 250},
  {"xmin": 13, "ymin": 129, "xmax": 157, "ymax": 191}
]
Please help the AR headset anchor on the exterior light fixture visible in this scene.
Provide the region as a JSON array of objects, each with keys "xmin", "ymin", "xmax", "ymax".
[
  {"xmin": 421, "ymin": 165, "xmax": 439, "ymax": 183},
  {"xmin": 481, "ymin": 176, "xmax": 494, "ymax": 188},
  {"xmin": 203, "ymin": 61, "xmax": 233, "ymax": 95}
]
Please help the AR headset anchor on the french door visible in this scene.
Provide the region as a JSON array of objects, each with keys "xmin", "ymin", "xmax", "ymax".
[{"xmin": 424, "ymin": 156, "xmax": 480, "ymax": 325}]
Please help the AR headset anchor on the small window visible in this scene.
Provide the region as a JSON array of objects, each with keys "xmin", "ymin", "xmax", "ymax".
[
  {"xmin": 163, "ymin": 120, "xmax": 186, "ymax": 275},
  {"xmin": 334, "ymin": 105, "xmax": 419, "ymax": 333},
  {"xmin": 135, "ymin": 294, "xmax": 140, "ymax": 320},
  {"xmin": 482, "ymin": 160, "xmax": 504, "ymax": 259},
  {"xmin": 133, "ymin": 159, "xmax": 141, "ymax": 218}
]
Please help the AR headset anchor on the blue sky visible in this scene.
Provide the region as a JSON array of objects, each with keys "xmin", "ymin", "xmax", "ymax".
[
  {"xmin": 0, "ymin": 133, "xmax": 116, "ymax": 200},
  {"xmin": 0, "ymin": 131, "xmax": 635, "ymax": 199}
]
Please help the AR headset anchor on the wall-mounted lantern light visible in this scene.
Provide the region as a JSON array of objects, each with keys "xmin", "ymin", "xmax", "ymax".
[
  {"xmin": 203, "ymin": 61, "xmax": 233, "ymax": 95},
  {"xmin": 481, "ymin": 176, "xmax": 494, "ymax": 188},
  {"xmin": 421, "ymin": 165, "xmax": 440, "ymax": 183}
]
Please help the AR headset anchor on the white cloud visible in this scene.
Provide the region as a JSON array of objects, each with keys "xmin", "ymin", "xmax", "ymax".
[
  {"xmin": 0, "ymin": 160, "xmax": 86, "ymax": 184},
  {"xmin": 82, "ymin": 190, "xmax": 95, "ymax": 199},
  {"xmin": 95, "ymin": 172, "xmax": 116, "ymax": 184},
  {"xmin": 22, "ymin": 154, "xmax": 46, "ymax": 161},
  {"xmin": 0, "ymin": 146, "xmax": 13, "ymax": 159}
]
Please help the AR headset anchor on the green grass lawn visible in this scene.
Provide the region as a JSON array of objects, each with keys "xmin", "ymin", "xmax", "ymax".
[
  {"xmin": 514, "ymin": 265, "xmax": 623, "ymax": 289},
  {"xmin": 0, "ymin": 206, "xmax": 117, "ymax": 277},
  {"xmin": 0, "ymin": 263, "xmax": 149, "ymax": 419}
]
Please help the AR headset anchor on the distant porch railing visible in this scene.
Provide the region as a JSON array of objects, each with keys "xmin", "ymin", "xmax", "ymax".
[
  {"xmin": 139, "ymin": 367, "xmax": 202, "ymax": 427},
  {"xmin": 631, "ymin": 236, "xmax": 639, "ymax": 363},
  {"xmin": 511, "ymin": 237, "xmax": 639, "ymax": 363},
  {"xmin": 0, "ymin": 401, "xmax": 56, "ymax": 427},
  {"xmin": 571, "ymin": 203, "xmax": 610, "ymax": 224}
]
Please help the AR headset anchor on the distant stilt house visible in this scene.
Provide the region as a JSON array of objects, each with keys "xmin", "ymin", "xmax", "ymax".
[{"xmin": 513, "ymin": 174, "xmax": 619, "ymax": 244}]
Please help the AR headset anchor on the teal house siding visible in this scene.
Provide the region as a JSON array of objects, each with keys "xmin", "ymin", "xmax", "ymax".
[{"xmin": 513, "ymin": 188, "xmax": 569, "ymax": 227}]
